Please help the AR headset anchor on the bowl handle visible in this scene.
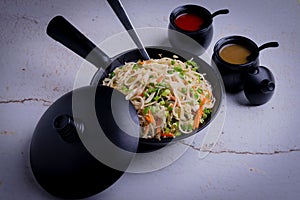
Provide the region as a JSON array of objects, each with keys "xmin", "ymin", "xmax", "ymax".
[
  {"xmin": 211, "ymin": 9, "xmax": 229, "ymax": 18},
  {"xmin": 47, "ymin": 16, "xmax": 112, "ymax": 69}
]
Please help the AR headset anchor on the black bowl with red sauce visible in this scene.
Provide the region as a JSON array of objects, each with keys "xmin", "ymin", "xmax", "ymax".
[{"xmin": 168, "ymin": 4, "xmax": 229, "ymax": 55}]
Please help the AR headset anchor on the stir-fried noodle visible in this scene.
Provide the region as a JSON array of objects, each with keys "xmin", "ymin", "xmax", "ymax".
[{"xmin": 102, "ymin": 57, "xmax": 215, "ymax": 140}]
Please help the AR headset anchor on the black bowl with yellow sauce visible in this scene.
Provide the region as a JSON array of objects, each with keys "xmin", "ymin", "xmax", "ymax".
[{"xmin": 212, "ymin": 35, "xmax": 259, "ymax": 92}]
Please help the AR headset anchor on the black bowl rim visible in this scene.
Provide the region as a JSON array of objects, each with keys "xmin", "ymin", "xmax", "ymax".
[
  {"xmin": 169, "ymin": 4, "xmax": 213, "ymax": 34},
  {"xmin": 213, "ymin": 35, "xmax": 259, "ymax": 70}
]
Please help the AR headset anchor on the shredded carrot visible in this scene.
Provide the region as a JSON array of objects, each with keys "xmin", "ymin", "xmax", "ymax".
[
  {"xmin": 138, "ymin": 60, "xmax": 144, "ymax": 65},
  {"xmin": 161, "ymin": 133, "xmax": 175, "ymax": 138},
  {"xmin": 157, "ymin": 75, "xmax": 164, "ymax": 83},
  {"xmin": 170, "ymin": 94, "xmax": 176, "ymax": 101},
  {"xmin": 193, "ymin": 110, "xmax": 202, "ymax": 129},
  {"xmin": 193, "ymin": 98, "xmax": 207, "ymax": 129},
  {"xmin": 156, "ymin": 118, "xmax": 162, "ymax": 134},
  {"xmin": 145, "ymin": 115, "xmax": 152, "ymax": 123},
  {"xmin": 145, "ymin": 109, "xmax": 155, "ymax": 124},
  {"xmin": 156, "ymin": 127, "xmax": 161, "ymax": 134},
  {"xmin": 148, "ymin": 109, "xmax": 155, "ymax": 123}
]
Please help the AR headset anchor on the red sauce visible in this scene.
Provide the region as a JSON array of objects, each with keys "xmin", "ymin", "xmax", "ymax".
[{"xmin": 175, "ymin": 13, "xmax": 204, "ymax": 31}]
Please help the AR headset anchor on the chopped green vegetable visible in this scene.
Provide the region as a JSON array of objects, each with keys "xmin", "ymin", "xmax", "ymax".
[
  {"xmin": 161, "ymin": 89, "xmax": 170, "ymax": 97},
  {"xmin": 186, "ymin": 60, "xmax": 197, "ymax": 67},
  {"xmin": 165, "ymin": 127, "xmax": 170, "ymax": 133},
  {"xmin": 174, "ymin": 65, "xmax": 183, "ymax": 72},
  {"xmin": 109, "ymin": 72, "xmax": 115, "ymax": 78},
  {"xmin": 167, "ymin": 69, "xmax": 175, "ymax": 74},
  {"xmin": 132, "ymin": 64, "xmax": 139, "ymax": 70},
  {"xmin": 181, "ymin": 88, "xmax": 187, "ymax": 94},
  {"xmin": 157, "ymin": 82, "xmax": 167, "ymax": 88},
  {"xmin": 143, "ymin": 91, "xmax": 149, "ymax": 98},
  {"xmin": 148, "ymin": 87, "xmax": 155, "ymax": 93},
  {"xmin": 180, "ymin": 124, "xmax": 187, "ymax": 131},
  {"xmin": 179, "ymin": 72, "xmax": 185, "ymax": 79},
  {"xmin": 175, "ymin": 131, "xmax": 181, "ymax": 137},
  {"xmin": 175, "ymin": 121, "xmax": 179, "ymax": 128},
  {"xmin": 150, "ymin": 106, "xmax": 156, "ymax": 113},
  {"xmin": 197, "ymin": 75, "xmax": 203, "ymax": 83},
  {"xmin": 171, "ymin": 60, "xmax": 175, "ymax": 65},
  {"xmin": 197, "ymin": 88, "xmax": 203, "ymax": 94},
  {"xmin": 202, "ymin": 108, "xmax": 211, "ymax": 120},
  {"xmin": 121, "ymin": 86, "xmax": 129, "ymax": 92},
  {"xmin": 143, "ymin": 107, "xmax": 150, "ymax": 115},
  {"xmin": 204, "ymin": 108, "xmax": 212, "ymax": 115},
  {"xmin": 154, "ymin": 96, "xmax": 160, "ymax": 101},
  {"xmin": 187, "ymin": 123, "xmax": 193, "ymax": 131},
  {"xmin": 165, "ymin": 111, "xmax": 169, "ymax": 117}
]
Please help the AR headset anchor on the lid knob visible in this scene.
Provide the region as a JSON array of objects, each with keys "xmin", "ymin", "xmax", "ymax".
[
  {"xmin": 260, "ymin": 80, "xmax": 275, "ymax": 93},
  {"xmin": 53, "ymin": 114, "xmax": 83, "ymax": 142},
  {"xmin": 244, "ymin": 66, "xmax": 275, "ymax": 105}
]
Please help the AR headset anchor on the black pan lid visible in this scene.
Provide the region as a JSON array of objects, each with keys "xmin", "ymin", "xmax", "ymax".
[{"xmin": 30, "ymin": 86, "xmax": 139, "ymax": 199}]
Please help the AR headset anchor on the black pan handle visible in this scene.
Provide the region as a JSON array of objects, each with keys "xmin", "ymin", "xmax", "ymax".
[{"xmin": 46, "ymin": 16, "xmax": 111, "ymax": 68}]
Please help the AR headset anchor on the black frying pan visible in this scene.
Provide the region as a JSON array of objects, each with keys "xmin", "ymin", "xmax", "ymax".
[{"xmin": 46, "ymin": 16, "xmax": 224, "ymax": 152}]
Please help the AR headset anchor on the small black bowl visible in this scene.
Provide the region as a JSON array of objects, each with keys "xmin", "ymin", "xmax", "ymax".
[
  {"xmin": 168, "ymin": 5, "xmax": 229, "ymax": 55},
  {"xmin": 212, "ymin": 35, "xmax": 260, "ymax": 92}
]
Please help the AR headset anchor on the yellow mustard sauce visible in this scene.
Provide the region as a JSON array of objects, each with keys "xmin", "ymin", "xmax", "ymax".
[{"xmin": 219, "ymin": 44, "xmax": 251, "ymax": 65}]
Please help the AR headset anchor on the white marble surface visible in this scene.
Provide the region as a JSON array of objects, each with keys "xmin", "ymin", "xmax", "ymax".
[{"xmin": 1, "ymin": 0, "xmax": 300, "ymax": 199}]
